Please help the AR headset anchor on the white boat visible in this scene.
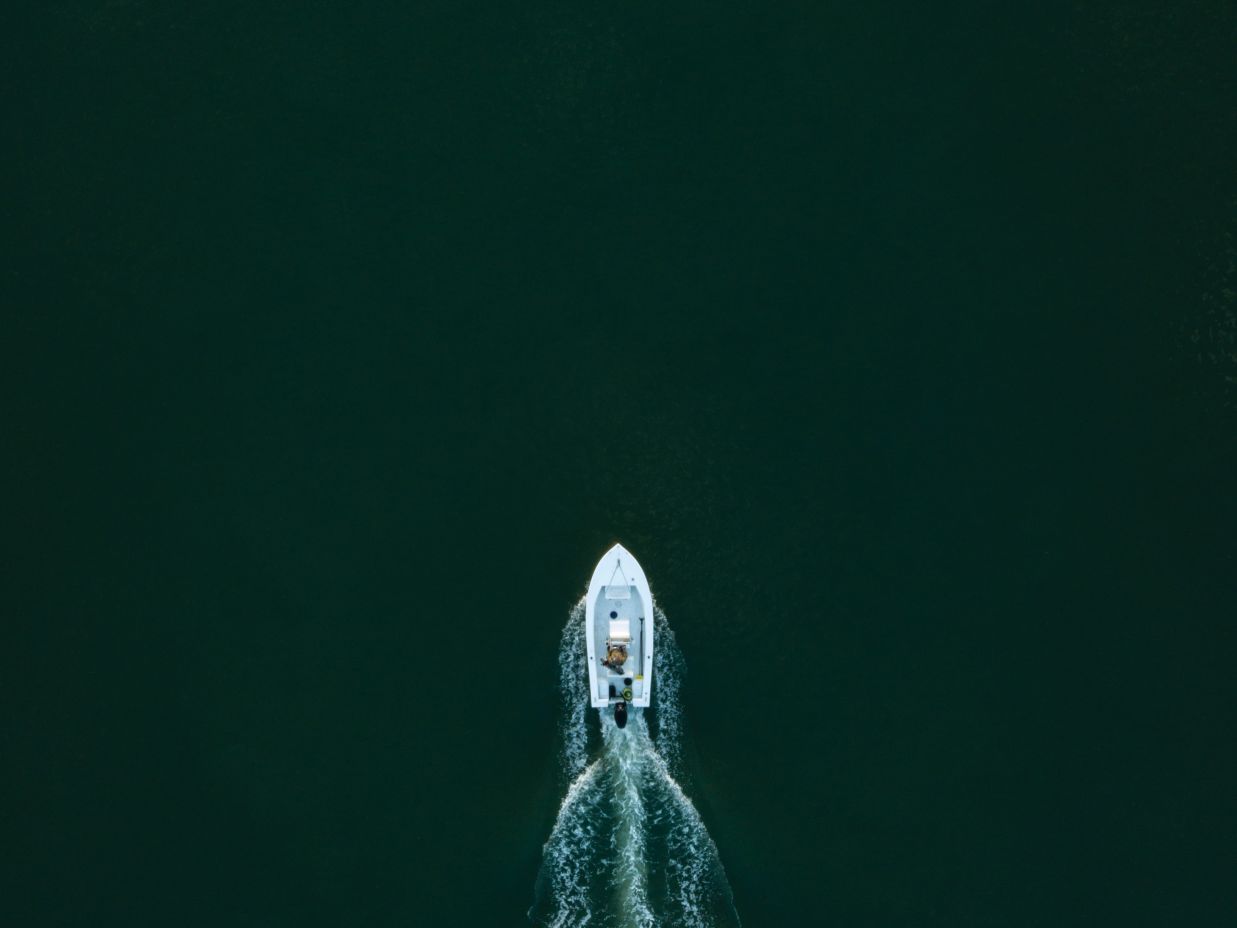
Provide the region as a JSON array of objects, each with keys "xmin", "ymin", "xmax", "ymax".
[{"xmin": 585, "ymin": 543, "xmax": 654, "ymax": 727}]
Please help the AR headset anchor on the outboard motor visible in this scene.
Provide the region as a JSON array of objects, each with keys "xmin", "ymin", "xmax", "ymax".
[{"xmin": 614, "ymin": 700, "xmax": 628, "ymax": 729}]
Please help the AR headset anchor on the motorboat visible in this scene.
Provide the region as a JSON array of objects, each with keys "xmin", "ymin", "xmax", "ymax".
[{"xmin": 584, "ymin": 543, "xmax": 654, "ymax": 728}]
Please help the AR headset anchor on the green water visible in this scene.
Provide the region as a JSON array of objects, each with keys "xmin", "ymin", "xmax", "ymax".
[{"xmin": 9, "ymin": 2, "xmax": 1236, "ymax": 926}]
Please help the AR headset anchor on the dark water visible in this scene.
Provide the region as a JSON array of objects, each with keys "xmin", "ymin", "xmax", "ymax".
[{"xmin": 8, "ymin": 2, "xmax": 1236, "ymax": 925}]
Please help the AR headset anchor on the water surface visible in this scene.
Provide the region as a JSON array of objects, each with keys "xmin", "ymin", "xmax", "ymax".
[{"xmin": 8, "ymin": 2, "xmax": 1237, "ymax": 926}]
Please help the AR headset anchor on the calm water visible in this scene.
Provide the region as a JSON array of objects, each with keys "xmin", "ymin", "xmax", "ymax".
[{"xmin": 9, "ymin": 2, "xmax": 1236, "ymax": 926}]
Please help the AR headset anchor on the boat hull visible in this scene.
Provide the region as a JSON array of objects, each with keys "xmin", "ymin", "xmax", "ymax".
[{"xmin": 584, "ymin": 543, "xmax": 654, "ymax": 708}]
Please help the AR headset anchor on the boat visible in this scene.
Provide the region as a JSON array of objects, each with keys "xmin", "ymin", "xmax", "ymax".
[{"xmin": 585, "ymin": 543, "xmax": 654, "ymax": 728}]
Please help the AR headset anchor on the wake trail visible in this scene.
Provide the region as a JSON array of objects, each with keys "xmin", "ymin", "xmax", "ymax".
[{"xmin": 531, "ymin": 601, "xmax": 740, "ymax": 928}]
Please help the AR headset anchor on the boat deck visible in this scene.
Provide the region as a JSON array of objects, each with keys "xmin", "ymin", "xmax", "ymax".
[{"xmin": 591, "ymin": 587, "xmax": 648, "ymax": 704}]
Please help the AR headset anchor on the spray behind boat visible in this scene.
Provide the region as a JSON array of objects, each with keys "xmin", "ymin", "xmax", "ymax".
[{"xmin": 531, "ymin": 602, "xmax": 741, "ymax": 927}]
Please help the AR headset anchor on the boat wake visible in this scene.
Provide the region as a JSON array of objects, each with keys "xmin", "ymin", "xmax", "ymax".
[{"xmin": 530, "ymin": 603, "xmax": 741, "ymax": 928}]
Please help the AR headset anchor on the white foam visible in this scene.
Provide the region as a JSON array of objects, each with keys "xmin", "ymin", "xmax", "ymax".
[
  {"xmin": 557, "ymin": 599, "xmax": 591, "ymax": 782},
  {"xmin": 651, "ymin": 607, "xmax": 686, "ymax": 778},
  {"xmin": 531, "ymin": 605, "xmax": 741, "ymax": 928}
]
